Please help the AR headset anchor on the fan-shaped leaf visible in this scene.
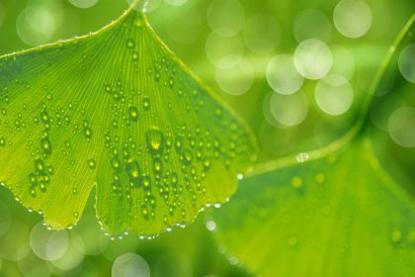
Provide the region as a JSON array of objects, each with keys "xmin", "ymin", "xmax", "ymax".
[{"xmin": 0, "ymin": 4, "xmax": 257, "ymax": 236}]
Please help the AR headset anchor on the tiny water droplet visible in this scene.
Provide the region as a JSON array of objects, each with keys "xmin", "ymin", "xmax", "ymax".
[
  {"xmin": 0, "ymin": 137, "xmax": 5, "ymax": 146},
  {"xmin": 126, "ymin": 39, "xmax": 135, "ymax": 49},
  {"xmin": 88, "ymin": 159, "xmax": 96, "ymax": 169},
  {"xmin": 128, "ymin": 106, "xmax": 139, "ymax": 121},
  {"xmin": 291, "ymin": 176, "xmax": 303, "ymax": 189},
  {"xmin": 146, "ymin": 128, "xmax": 163, "ymax": 152}
]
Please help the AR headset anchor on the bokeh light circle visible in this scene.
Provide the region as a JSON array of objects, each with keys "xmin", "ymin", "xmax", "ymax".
[
  {"xmin": 0, "ymin": 221, "xmax": 30, "ymax": 261},
  {"xmin": 266, "ymin": 54, "xmax": 304, "ymax": 95},
  {"xmin": 388, "ymin": 106, "xmax": 415, "ymax": 148},
  {"xmin": 164, "ymin": 0, "xmax": 188, "ymax": 6},
  {"xmin": 112, "ymin": 253, "xmax": 150, "ymax": 277},
  {"xmin": 333, "ymin": 0, "xmax": 372, "ymax": 38},
  {"xmin": 315, "ymin": 74, "xmax": 354, "ymax": 115},
  {"xmin": 215, "ymin": 60, "xmax": 254, "ymax": 96},
  {"xmin": 30, "ymin": 223, "xmax": 69, "ymax": 261},
  {"xmin": 294, "ymin": 39, "xmax": 333, "ymax": 80},
  {"xmin": 205, "ymin": 33, "xmax": 244, "ymax": 69},
  {"xmin": 270, "ymin": 91, "xmax": 309, "ymax": 127},
  {"xmin": 207, "ymin": 0, "xmax": 245, "ymax": 37},
  {"xmin": 243, "ymin": 14, "xmax": 280, "ymax": 54},
  {"xmin": 16, "ymin": 4, "xmax": 63, "ymax": 46},
  {"xmin": 294, "ymin": 9, "xmax": 332, "ymax": 42},
  {"xmin": 68, "ymin": 0, "xmax": 99, "ymax": 9},
  {"xmin": 398, "ymin": 44, "xmax": 415, "ymax": 84}
]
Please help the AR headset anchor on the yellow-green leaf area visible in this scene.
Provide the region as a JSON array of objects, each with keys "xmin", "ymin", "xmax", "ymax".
[
  {"xmin": 0, "ymin": 6, "xmax": 257, "ymax": 236},
  {"xmin": 213, "ymin": 138, "xmax": 415, "ymax": 277}
]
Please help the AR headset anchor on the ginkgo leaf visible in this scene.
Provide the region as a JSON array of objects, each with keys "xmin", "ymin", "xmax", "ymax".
[
  {"xmin": 0, "ymin": 1, "xmax": 258, "ymax": 236},
  {"xmin": 212, "ymin": 14, "xmax": 415, "ymax": 277}
]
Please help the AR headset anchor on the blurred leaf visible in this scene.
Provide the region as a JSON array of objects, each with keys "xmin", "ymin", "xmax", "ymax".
[
  {"xmin": 213, "ymin": 14, "xmax": 415, "ymax": 277},
  {"xmin": 0, "ymin": 1, "xmax": 257, "ymax": 236}
]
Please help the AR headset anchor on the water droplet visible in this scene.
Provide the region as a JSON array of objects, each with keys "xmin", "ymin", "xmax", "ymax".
[
  {"xmin": 0, "ymin": 137, "xmax": 5, "ymax": 147},
  {"xmin": 291, "ymin": 176, "xmax": 303, "ymax": 189},
  {"xmin": 41, "ymin": 137, "xmax": 52, "ymax": 155},
  {"xmin": 111, "ymin": 157, "xmax": 121, "ymax": 169},
  {"xmin": 143, "ymin": 97, "xmax": 150, "ymax": 110},
  {"xmin": 127, "ymin": 39, "xmax": 135, "ymax": 49},
  {"xmin": 146, "ymin": 128, "xmax": 163, "ymax": 152},
  {"xmin": 129, "ymin": 106, "xmax": 139, "ymax": 121},
  {"xmin": 87, "ymin": 159, "xmax": 96, "ymax": 169}
]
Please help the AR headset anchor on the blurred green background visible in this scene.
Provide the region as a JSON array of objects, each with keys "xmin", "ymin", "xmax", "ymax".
[{"xmin": 0, "ymin": 0, "xmax": 414, "ymax": 276}]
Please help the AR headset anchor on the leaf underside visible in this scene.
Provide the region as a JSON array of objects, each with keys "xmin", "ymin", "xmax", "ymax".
[
  {"xmin": 214, "ymin": 138, "xmax": 415, "ymax": 277},
  {"xmin": 0, "ymin": 9, "xmax": 257, "ymax": 236}
]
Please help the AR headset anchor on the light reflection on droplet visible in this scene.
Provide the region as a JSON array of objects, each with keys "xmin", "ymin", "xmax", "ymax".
[
  {"xmin": 333, "ymin": 0, "xmax": 372, "ymax": 38},
  {"xmin": 270, "ymin": 91, "xmax": 309, "ymax": 127},
  {"xmin": 243, "ymin": 14, "xmax": 280, "ymax": 54},
  {"xmin": 294, "ymin": 9, "xmax": 332, "ymax": 42},
  {"xmin": 398, "ymin": 44, "xmax": 415, "ymax": 84},
  {"xmin": 207, "ymin": 0, "xmax": 245, "ymax": 37},
  {"xmin": 266, "ymin": 54, "xmax": 304, "ymax": 95},
  {"xmin": 205, "ymin": 33, "xmax": 244, "ymax": 69},
  {"xmin": 294, "ymin": 39, "xmax": 333, "ymax": 80},
  {"xmin": 215, "ymin": 59, "xmax": 254, "ymax": 96},
  {"xmin": 315, "ymin": 74, "xmax": 354, "ymax": 115},
  {"xmin": 30, "ymin": 223, "xmax": 69, "ymax": 261},
  {"xmin": 388, "ymin": 106, "xmax": 415, "ymax": 148},
  {"xmin": 112, "ymin": 253, "xmax": 150, "ymax": 277},
  {"xmin": 68, "ymin": 0, "xmax": 99, "ymax": 9}
]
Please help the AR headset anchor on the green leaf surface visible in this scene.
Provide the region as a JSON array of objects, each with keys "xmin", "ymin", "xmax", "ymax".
[
  {"xmin": 0, "ymin": 3, "xmax": 257, "ymax": 236},
  {"xmin": 213, "ymin": 14, "xmax": 415, "ymax": 277}
]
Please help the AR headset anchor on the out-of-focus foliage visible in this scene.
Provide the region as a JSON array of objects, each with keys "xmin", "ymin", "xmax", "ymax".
[{"xmin": 0, "ymin": 0, "xmax": 414, "ymax": 276}]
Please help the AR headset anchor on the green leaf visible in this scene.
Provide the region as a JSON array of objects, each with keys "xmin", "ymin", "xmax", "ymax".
[
  {"xmin": 212, "ymin": 14, "xmax": 415, "ymax": 276},
  {"xmin": 0, "ymin": 3, "xmax": 258, "ymax": 236}
]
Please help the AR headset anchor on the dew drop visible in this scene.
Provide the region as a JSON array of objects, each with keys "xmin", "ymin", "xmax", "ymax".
[
  {"xmin": 111, "ymin": 157, "xmax": 121, "ymax": 169},
  {"xmin": 128, "ymin": 106, "xmax": 139, "ymax": 121},
  {"xmin": 0, "ymin": 137, "xmax": 5, "ymax": 147},
  {"xmin": 87, "ymin": 159, "xmax": 96, "ymax": 169},
  {"xmin": 291, "ymin": 176, "xmax": 303, "ymax": 189},
  {"xmin": 126, "ymin": 39, "xmax": 135, "ymax": 49},
  {"xmin": 143, "ymin": 97, "xmax": 150, "ymax": 110},
  {"xmin": 146, "ymin": 128, "xmax": 163, "ymax": 152},
  {"xmin": 41, "ymin": 137, "xmax": 52, "ymax": 155}
]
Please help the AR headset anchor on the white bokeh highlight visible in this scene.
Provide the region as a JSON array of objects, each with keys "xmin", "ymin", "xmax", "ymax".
[
  {"xmin": 388, "ymin": 106, "xmax": 415, "ymax": 148},
  {"xmin": 112, "ymin": 253, "xmax": 150, "ymax": 277},
  {"xmin": 266, "ymin": 54, "xmax": 304, "ymax": 95},
  {"xmin": 398, "ymin": 44, "xmax": 415, "ymax": 84},
  {"xmin": 294, "ymin": 39, "xmax": 333, "ymax": 80},
  {"xmin": 333, "ymin": 0, "xmax": 372, "ymax": 38},
  {"xmin": 315, "ymin": 74, "xmax": 354, "ymax": 115}
]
